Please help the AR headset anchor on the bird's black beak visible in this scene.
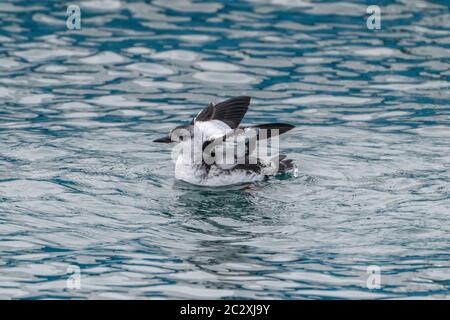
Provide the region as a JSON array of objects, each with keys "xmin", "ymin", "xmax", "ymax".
[{"xmin": 153, "ymin": 135, "xmax": 172, "ymax": 143}]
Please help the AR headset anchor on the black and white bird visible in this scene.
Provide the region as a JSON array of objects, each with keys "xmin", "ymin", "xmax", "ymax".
[{"xmin": 154, "ymin": 96, "xmax": 295, "ymax": 186}]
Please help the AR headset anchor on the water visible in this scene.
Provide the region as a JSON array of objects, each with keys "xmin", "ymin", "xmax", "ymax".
[{"xmin": 0, "ymin": 0, "xmax": 449, "ymax": 299}]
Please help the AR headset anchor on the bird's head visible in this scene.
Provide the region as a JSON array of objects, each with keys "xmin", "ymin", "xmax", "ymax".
[{"xmin": 153, "ymin": 124, "xmax": 193, "ymax": 143}]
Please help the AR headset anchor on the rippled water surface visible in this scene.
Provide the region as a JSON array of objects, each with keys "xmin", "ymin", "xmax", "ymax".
[{"xmin": 1, "ymin": 0, "xmax": 449, "ymax": 299}]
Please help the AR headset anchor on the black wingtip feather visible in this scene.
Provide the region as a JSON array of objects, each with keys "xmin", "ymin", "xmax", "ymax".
[{"xmin": 194, "ymin": 96, "xmax": 251, "ymax": 129}]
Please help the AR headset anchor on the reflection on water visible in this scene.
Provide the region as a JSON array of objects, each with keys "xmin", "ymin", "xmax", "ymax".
[{"xmin": 0, "ymin": 0, "xmax": 449, "ymax": 299}]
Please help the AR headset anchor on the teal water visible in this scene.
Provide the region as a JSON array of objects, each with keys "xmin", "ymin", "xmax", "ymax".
[{"xmin": 0, "ymin": 0, "xmax": 449, "ymax": 299}]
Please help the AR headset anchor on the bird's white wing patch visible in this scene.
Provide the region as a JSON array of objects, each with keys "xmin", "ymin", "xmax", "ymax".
[{"xmin": 194, "ymin": 120, "xmax": 232, "ymax": 141}]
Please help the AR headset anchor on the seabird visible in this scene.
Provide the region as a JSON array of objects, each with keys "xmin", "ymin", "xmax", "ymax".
[{"xmin": 154, "ymin": 96, "xmax": 295, "ymax": 186}]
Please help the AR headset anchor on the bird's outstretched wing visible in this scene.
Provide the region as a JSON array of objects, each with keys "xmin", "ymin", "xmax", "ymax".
[
  {"xmin": 191, "ymin": 96, "xmax": 251, "ymax": 129},
  {"xmin": 202, "ymin": 123, "xmax": 295, "ymax": 169}
]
